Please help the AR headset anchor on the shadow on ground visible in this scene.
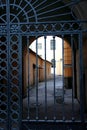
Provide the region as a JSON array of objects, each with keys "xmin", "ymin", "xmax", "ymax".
[{"xmin": 23, "ymin": 76, "xmax": 87, "ymax": 121}]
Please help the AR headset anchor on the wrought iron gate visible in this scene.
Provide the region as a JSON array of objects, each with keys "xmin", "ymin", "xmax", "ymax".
[{"xmin": 0, "ymin": 1, "xmax": 87, "ymax": 130}]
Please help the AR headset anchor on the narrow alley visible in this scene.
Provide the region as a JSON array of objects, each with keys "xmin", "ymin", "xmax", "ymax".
[{"xmin": 23, "ymin": 76, "xmax": 84, "ymax": 121}]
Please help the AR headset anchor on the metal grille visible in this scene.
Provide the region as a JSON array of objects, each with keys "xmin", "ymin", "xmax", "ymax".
[
  {"xmin": 22, "ymin": 32, "xmax": 87, "ymax": 129},
  {"xmin": 0, "ymin": 0, "xmax": 87, "ymax": 130},
  {"xmin": 0, "ymin": 34, "xmax": 22, "ymax": 130}
]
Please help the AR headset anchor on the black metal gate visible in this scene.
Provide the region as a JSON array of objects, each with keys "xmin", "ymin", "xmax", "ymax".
[{"xmin": 0, "ymin": 1, "xmax": 87, "ymax": 130}]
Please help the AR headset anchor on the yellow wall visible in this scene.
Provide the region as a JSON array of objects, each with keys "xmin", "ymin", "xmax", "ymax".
[
  {"xmin": 64, "ymin": 67, "xmax": 72, "ymax": 77},
  {"xmin": 23, "ymin": 49, "xmax": 52, "ymax": 96},
  {"xmin": 64, "ymin": 40, "xmax": 72, "ymax": 77},
  {"xmin": 56, "ymin": 61, "xmax": 62, "ymax": 75}
]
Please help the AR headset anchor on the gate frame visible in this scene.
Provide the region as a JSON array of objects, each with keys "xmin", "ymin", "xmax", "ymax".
[
  {"xmin": 0, "ymin": 1, "xmax": 87, "ymax": 130},
  {"xmin": 1, "ymin": 21, "xmax": 87, "ymax": 130}
]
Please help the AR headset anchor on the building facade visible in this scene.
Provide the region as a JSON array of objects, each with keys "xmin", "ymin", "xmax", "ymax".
[
  {"xmin": 23, "ymin": 48, "xmax": 52, "ymax": 97},
  {"xmin": 30, "ymin": 36, "xmax": 63, "ymax": 75}
]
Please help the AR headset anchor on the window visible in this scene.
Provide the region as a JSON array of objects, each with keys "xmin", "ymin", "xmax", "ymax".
[
  {"xmin": 38, "ymin": 43, "xmax": 42, "ymax": 49},
  {"xmin": 50, "ymin": 39, "xmax": 56, "ymax": 50}
]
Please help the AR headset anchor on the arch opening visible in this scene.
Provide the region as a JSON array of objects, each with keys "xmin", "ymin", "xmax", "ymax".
[{"xmin": 22, "ymin": 35, "xmax": 87, "ymax": 121}]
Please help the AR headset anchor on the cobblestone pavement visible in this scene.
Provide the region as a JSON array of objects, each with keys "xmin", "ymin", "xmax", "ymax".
[{"xmin": 23, "ymin": 76, "xmax": 87, "ymax": 121}]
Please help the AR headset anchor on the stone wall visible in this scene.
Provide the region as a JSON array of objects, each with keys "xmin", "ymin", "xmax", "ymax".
[
  {"xmin": 76, "ymin": 35, "xmax": 87, "ymax": 111},
  {"xmin": 83, "ymin": 37, "xmax": 87, "ymax": 111}
]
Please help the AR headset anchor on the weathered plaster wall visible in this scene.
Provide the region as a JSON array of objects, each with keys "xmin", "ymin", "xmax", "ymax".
[
  {"xmin": 64, "ymin": 40, "xmax": 72, "ymax": 89},
  {"xmin": 23, "ymin": 48, "xmax": 52, "ymax": 97}
]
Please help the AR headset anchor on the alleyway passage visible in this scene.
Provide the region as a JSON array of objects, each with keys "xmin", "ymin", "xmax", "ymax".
[{"xmin": 23, "ymin": 76, "xmax": 86, "ymax": 121}]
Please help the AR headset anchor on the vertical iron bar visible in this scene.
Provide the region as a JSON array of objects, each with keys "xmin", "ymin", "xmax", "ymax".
[
  {"xmin": 27, "ymin": 36, "xmax": 30, "ymax": 120},
  {"xmin": 62, "ymin": 35, "xmax": 65, "ymax": 121},
  {"xmin": 36, "ymin": 36, "xmax": 39, "ymax": 120},
  {"xmin": 19, "ymin": 34, "xmax": 22, "ymax": 129},
  {"xmin": 71, "ymin": 34, "xmax": 75, "ymax": 121},
  {"xmin": 44, "ymin": 36, "xmax": 47, "ymax": 120},
  {"xmin": 53, "ymin": 36, "xmax": 56, "ymax": 120},
  {"xmin": 6, "ymin": 0, "xmax": 10, "ymax": 130},
  {"xmin": 79, "ymin": 33, "xmax": 84, "ymax": 122}
]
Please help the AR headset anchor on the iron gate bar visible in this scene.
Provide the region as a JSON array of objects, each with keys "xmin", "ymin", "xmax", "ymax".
[
  {"xmin": 9, "ymin": 21, "xmax": 87, "ymax": 35},
  {"xmin": 0, "ymin": 21, "xmax": 87, "ymax": 33},
  {"xmin": 27, "ymin": 36, "xmax": 30, "ymax": 120},
  {"xmin": 35, "ymin": 36, "xmax": 39, "ymax": 120},
  {"xmin": 18, "ymin": 34, "xmax": 23, "ymax": 130},
  {"xmin": 71, "ymin": 34, "xmax": 75, "ymax": 121},
  {"xmin": 62, "ymin": 35, "xmax": 65, "ymax": 121},
  {"xmin": 44, "ymin": 36, "xmax": 48, "ymax": 120},
  {"xmin": 79, "ymin": 32, "xmax": 84, "ymax": 122},
  {"xmin": 22, "ymin": 121, "xmax": 87, "ymax": 130},
  {"xmin": 53, "ymin": 36, "xmax": 56, "ymax": 120},
  {"xmin": 1, "ymin": 21, "xmax": 87, "ymax": 35},
  {"xmin": 6, "ymin": 0, "xmax": 11, "ymax": 129}
]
